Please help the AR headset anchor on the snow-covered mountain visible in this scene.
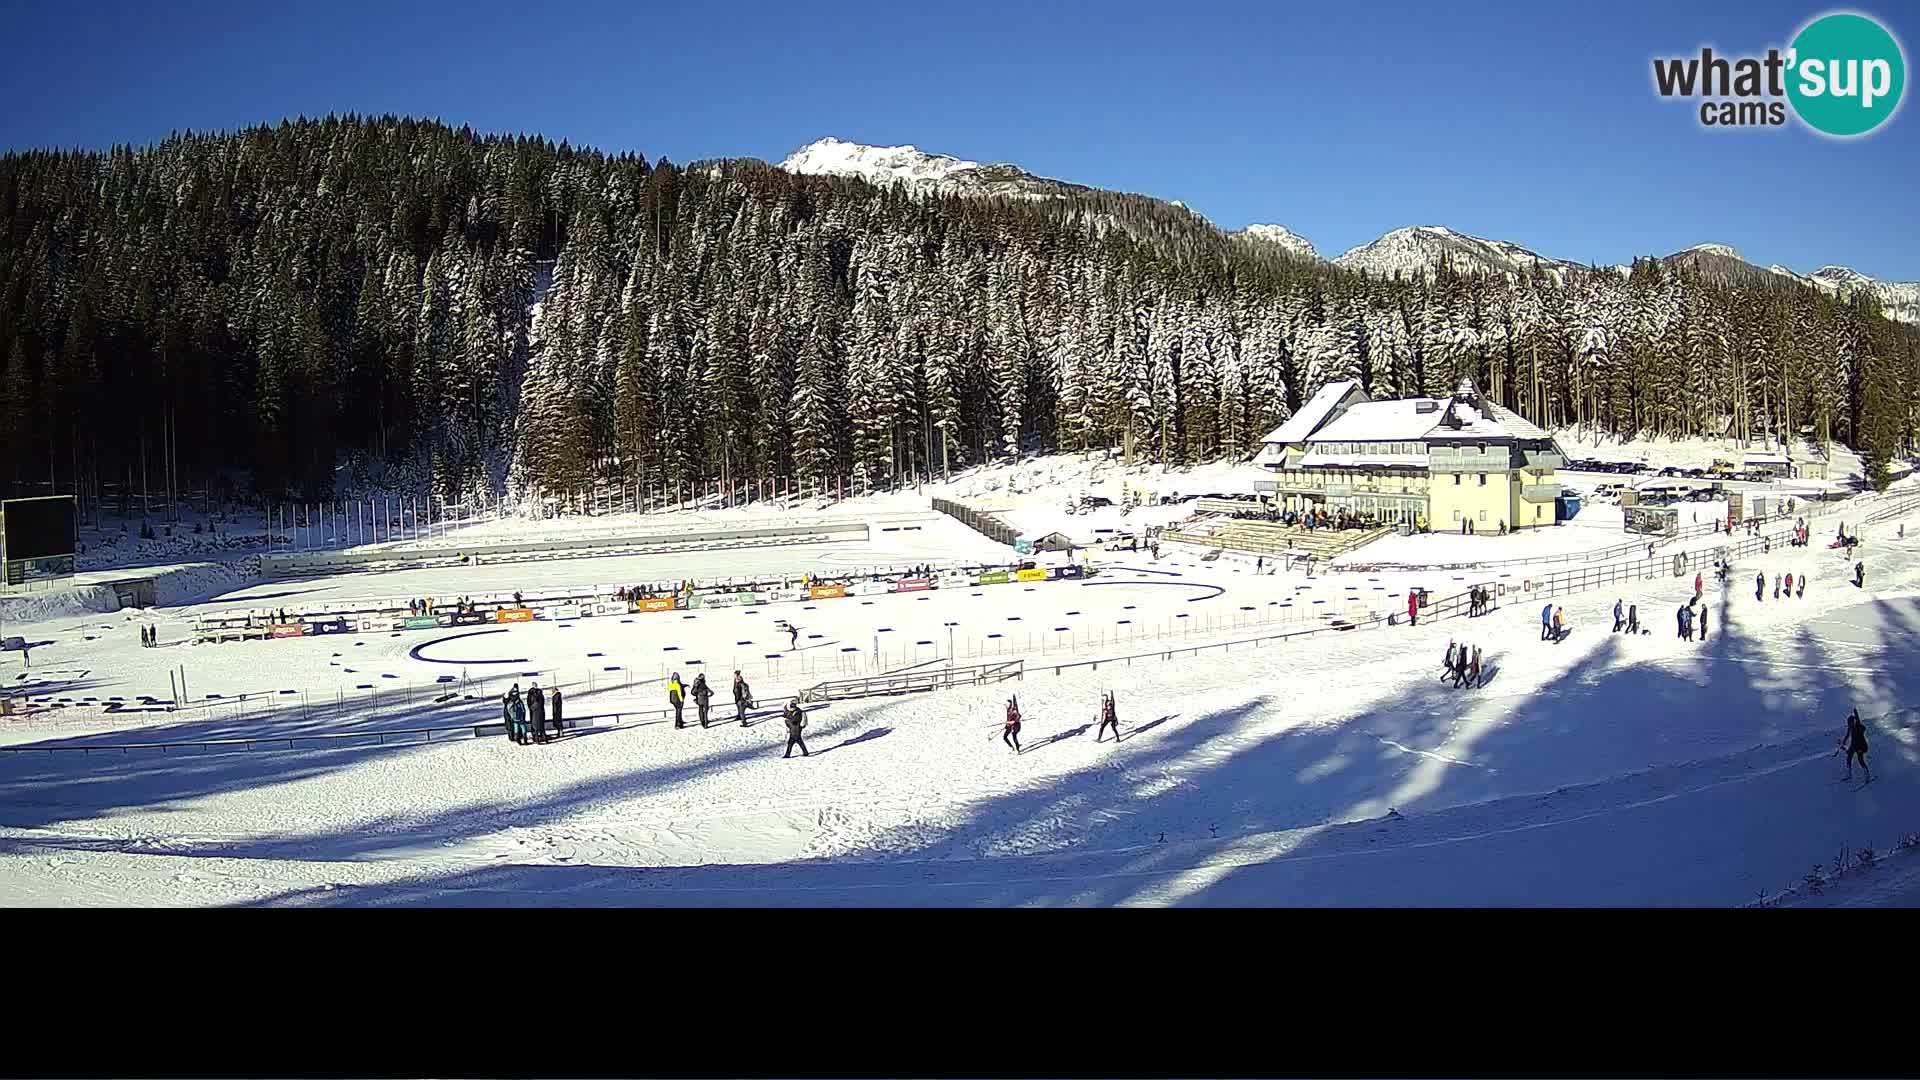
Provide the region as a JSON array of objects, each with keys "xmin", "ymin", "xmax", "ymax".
[
  {"xmin": 1233, "ymin": 223, "xmax": 1318, "ymax": 260},
  {"xmin": 1810, "ymin": 266, "xmax": 1920, "ymax": 325},
  {"xmin": 777, "ymin": 137, "xmax": 1086, "ymax": 200},
  {"xmin": 1332, "ymin": 225, "xmax": 1576, "ymax": 282}
]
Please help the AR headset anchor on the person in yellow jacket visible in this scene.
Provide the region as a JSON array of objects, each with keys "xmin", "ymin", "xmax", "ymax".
[{"xmin": 667, "ymin": 672, "xmax": 687, "ymax": 729}]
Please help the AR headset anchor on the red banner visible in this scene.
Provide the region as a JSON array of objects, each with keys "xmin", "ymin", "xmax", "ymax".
[
  {"xmin": 891, "ymin": 578, "xmax": 932, "ymax": 593},
  {"xmin": 269, "ymin": 623, "xmax": 306, "ymax": 638}
]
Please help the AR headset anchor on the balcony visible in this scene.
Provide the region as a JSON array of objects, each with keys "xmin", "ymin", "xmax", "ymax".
[
  {"xmin": 1523, "ymin": 450, "xmax": 1566, "ymax": 471},
  {"xmin": 1428, "ymin": 449, "xmax": 1513, "ymax": 472},
  {"xmin": 1520, "ymin": 483, "xmax": 1562, "ymax": 502}
]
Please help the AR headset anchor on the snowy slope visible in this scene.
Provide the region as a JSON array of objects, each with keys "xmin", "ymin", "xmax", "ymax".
[
  {"xmin": 1333, "ymin": 226, "xmax": 1578, "ymax": 282},
  {"xmin": 1234, "ymin": 224, "xmax": 1319, "ymax": 260},
  {"xmin": 778, "ymin": 137, "xmax": 1088, "ymax": 200}
]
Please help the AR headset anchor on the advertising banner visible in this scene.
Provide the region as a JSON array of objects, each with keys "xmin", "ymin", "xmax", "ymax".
[
  {"xmin": 936, "ymin": 571, "xmax": 969, "ymax": 589},
  {"xmin": 495, "ymin": 607, "xmax": 536, "ymax": 623},
  {"xmin": 700, "ymin": 592, "xmax": 736, "ymax": 609},
  {"xmin": 809, "ymin": 585, "xmax": 847, "ymax": 600},
  {"xmin": 1054, "ymin": 565, "xmax": 1085, "ymax": 580},
  {"xmin": 1015, "ymin": 568, "xmax": 1049, "ymax": 582},
  {"xmin": 593, "ymin": 602, "xmax": 626, "ymax": 617},
  {"xmin": 769, "ymin": 587, "xmax": 806, "ymax": 603},
  {"xmin": 404, "ymin": 615, "xmax": 441, "ymax": 630},
  {"xmin": 268, "ymin": 623, "xmax": 306, "ymax": 639},
  {"xmin": 311, "ymin": 619, "xmax": 352, "ymax": 635},
  {"xmin": 637, "ymin": 597, "xmax": 676, "ymax": 613},
  {"xmin": 553, "ymin": 605, "xmax": 583, "ymax": 620},
  {"xmin": 451, "ymin": 611, "xmax": 488, "ymax": 626},
  {"xmin": 852, "ymin": 581, "xmax": 889, "ymax": 596},
  {"xmin": 976, "ymin": 571, "xmax": 1009, "ymax": 585},
  {"xmin": 892, "ymin": 578, "xmax": 932, "ymax": 593}
]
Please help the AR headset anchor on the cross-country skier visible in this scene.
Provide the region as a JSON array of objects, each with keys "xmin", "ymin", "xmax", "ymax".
[
  {"xmin": 1613, "ymin": 599, "xmax": 1624, "ymax": 633},
  {"xmin": 1842, "ymin": 708, "xmax": 1872, "ymax": 782},
  {"xmin": 692, "ymin": 672, "xmax": 713, "ymax": 728},
  {"xmin": 732, "ymin": 670, "xmax": 754, "ymax": 725},
  {"xmin": 1095, "ymin": 692, "xmax": 1121, "ymax": 742},
  {"xmin": 1003, "ymin": 697, "xmax": 1023, "ymax": 753},
  {"xmin": 667, "ymin": 672, "xmax": 686, "ymax": 729},
  {"xmin": 782, "ymin": 700, "xmax": 810, "ymax": 758},
  {"xmin": 528, "ymin": 683, "xmax": 548, "ymax": 744},
  {"xmin": 1541, "ymin": 603, "xmax": 1553, "ymax": 641}
]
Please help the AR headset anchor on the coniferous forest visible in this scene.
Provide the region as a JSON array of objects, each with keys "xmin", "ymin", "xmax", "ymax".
[{"xmin": 3, "ymin": 115, "xmax": 1918, "ymax": 514}]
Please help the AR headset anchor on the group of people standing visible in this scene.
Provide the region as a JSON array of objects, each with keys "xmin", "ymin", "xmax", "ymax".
[
  {"xmin": 665, "ymin": 669, "xmax": 759, "ymax": 730},
  {"xmin": 500, "ymin": 681, "xmax": 564, "ymax": 745},
  {"xmin": 1756, "ymin": 570, "xmax": 1808, "ymax": 602},
  {"xmin": 138, "ymin": 625, "xmax": 160, "ymax": 648}
]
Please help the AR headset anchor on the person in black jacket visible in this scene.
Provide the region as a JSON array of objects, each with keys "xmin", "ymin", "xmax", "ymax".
[
  {"xmin": 1095, "ymin": 693, "xmax": 1121, "ymax": 742},
  {"xmin": 549, "ymin": 687, "xmax": 564, "ymax": 737},
  {"xmin": 732, "ymin": 670, "xmax": 754, "ymax": 726},
  {"xmin": 1842, "ymin": 708, "xmax": 1871, "ymax": 782},
  {"xmin": 783, "ymin": 701, "xmax": 810, "ymax": 758},
  {"xmin": 692, "ymin": 673, "xmax": 714, "ymax": 728},
  {"xmin": 527, "ymin": 683, "xmax": 548, "ymax": 744},
  {"xmin": 1626, "ymin": 603, "xmax": 1639, "ymax": 634}
]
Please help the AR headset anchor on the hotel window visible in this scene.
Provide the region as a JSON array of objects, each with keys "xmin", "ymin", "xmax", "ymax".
[
  {"xmin": 1453, "ymin": 474, "xmax": 1461, "ymax": 485},
  {"xmin": 1479, "ymin": 509, "xmax": 1488, "ymax": 522},
  {"xmin": 1478, "ymin": 473, "xmax": 1486, "ymax": 486}
]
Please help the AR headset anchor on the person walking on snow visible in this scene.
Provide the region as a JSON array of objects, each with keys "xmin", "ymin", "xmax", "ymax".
[
  {"xmin": 1003, "ymin": 697, "xmax": 1024, "ymax": 753},
  {"xmin": 1841, "ymin": 708, "xmax": 1871, "ymax": 782},
  {"xmin": 507, "ymin": 687, "xmax": 529, "ymax": 746},
  {"xmin": 1855, "ymin": 561, "xmax": 1865, "ymax": 589},
  {"xmin": 1444, "ymin": 640, "xmax": 1457, "ymax": 678},
  {"xmin": 1755, "ymin": 572, "xmax": 1765, "ymax": 602},
  {"xmin": 1676, "ymin": 604, "xmax": 1689, "ymax": 641},
  {"xmin": 1698, "ymin": 604, "xmax": 1708, "ymax": 642},
  {"xmin": 1407, "ymin": 590, "xmax": 1419, "ymax": 627},
  {"xmin": 1693, "ymin": 571, "xmax": 1703, "ymax": 599},
  {"xmin": 1773, "ymin": 573, "xmax": 1781, "ymax": 599},
  {"xmin": 1541, "ymin": 603, "xmax": 1554, "ymax": 641},
  {"xmin": 1552, "ymin": 607, "xmax": 1565, "ymax": 644},
  {"xmin": 1627, "ymin": 603, "xmax": 1640, "ymax": 634},
  {"xmin": 527, "ymin": 683, "xmax": 548, "ymax": 744},
  {"xmin": 692, "ymin": 672, "xmax": 713, "ymax": 728},
  {"xmin": 550, "ymin": 688, "xmax": 563, "ymax": 735},
  {"xmin": 782, "ymin": 700, "xmax": 810, "ymax": 758},
  {"xmin": 1613, "ymin": 599, "xmax": 1625, "ymax": 633},
  {"xmin": 1468, "ymin": 645, "xmax": 1483, "ymax": 688},
  {"xmin": 667, "ymin": 672, "xmax": 687, "ymax": 729},
  {"xmin": 1784, "ymin": 572, "xmax": 1793, "ymax": 598},
  {"xmin": 1797, "ymin": 573, "xmax": 1806, "ymax": 599},
  {"xmin": 1095, "ymin": 693, "xmax": 1121, "ymax": 743}
]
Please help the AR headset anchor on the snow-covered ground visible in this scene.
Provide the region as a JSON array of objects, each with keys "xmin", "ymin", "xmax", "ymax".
[{"xmin": 2, "ymin": 478, "xmax": 1917, "ymax": 905}]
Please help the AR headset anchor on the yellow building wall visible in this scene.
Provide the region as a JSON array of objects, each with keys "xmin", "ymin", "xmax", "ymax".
[{"xmin": 1428, "ymin": 469, "xmax": 1519, "ymax": 531}]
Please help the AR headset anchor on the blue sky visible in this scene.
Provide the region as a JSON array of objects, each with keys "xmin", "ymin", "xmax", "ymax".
[{"xmin": 4, "ymin": 0, "xmax": 1915, "ymax": 278}]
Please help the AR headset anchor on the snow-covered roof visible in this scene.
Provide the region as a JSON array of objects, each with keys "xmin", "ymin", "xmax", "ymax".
[
  {"xmin": 1308, "ymin": 397, "xmax": 1447, "ymax": 443},
  {"xmin": 1484, "ymin": 402, "xmax": 1550, "ymax": 440},
  {"xmin": 1260, "ymin": 380, "xmax": 1363, "ymax": 445},
  {"xmin": 1744, "ymin": 452, "xmax": 1790, "ymax": 465}
]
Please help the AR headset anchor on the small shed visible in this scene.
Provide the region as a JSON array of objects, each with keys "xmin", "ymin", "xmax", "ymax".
[
  {"xmin": 1029, "ymin": 531, "xmax": 1079, "ymax": 553},
  {"xmin": 1624, "ymin": 505, "xmax": 1679, "ymax": 537},
  {"xmin": 1743, "ymin": 451, "xmax": 1791, "ymax": 479}
]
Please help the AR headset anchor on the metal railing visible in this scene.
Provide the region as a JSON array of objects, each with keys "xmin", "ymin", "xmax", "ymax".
[{"xmin": 797, "ymin": 659, "xmax": 1026, "ymax": 702}]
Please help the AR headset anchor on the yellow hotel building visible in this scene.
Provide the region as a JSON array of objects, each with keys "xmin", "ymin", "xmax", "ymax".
[{"xmin": 1252, "ymin": 377, "xmax": 1568, "ymax": 532}]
